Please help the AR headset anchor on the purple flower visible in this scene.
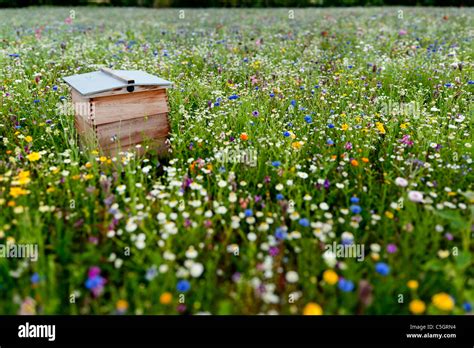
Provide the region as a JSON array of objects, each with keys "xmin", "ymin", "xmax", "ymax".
[
  {"xmin": 269, "ymin": 246, "xmax": 279, "ymax": 256},
  {"xmin": 387, "ymin": 244, "xmax": 397, "ymax": 254},
  {"xmin": 85, "ymin": 266, "xmax": 106, "ymax": 297}
]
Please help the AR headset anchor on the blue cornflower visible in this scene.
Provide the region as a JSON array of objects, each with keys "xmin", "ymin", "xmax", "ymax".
[
  {"xmin": 304, "ymin": 115, "xmax": 312, "ymax": 124},
  {"xmin": 228, "ymin": 94, "xmax": 239, "ymax": 100},
  {"xmin": 350, "ymin": 205, "xmax": 362, "ymax": 214},
  {"xmin": 290, "ymin": 100, "xmax": 296, "ymax": 106},
  {"xmin": 299, "ymin": 218, "xmax": 310, "ymax": 227},
  {"xmin": 30, "ymin": 273, "xmax": 40, "ymax": 284},
  {"xmin": 176, "ymin": 280, "xmax": 191, "ymax": 293},
  {"xmin": 328, "ymin": 123, "xmax": 335, "ymax": 129},
  {"xmin": 375, "ymin": 262, "xmax": 390, "ymax": 276},
  {"xmin": 244, "ymin": 209, "xmax": 253, "ymax": 217},
  {"xmin": 283, "ymin": 131, "xmax": 291, "ymax": 137},
  {"xmin": 276, "ymin": 193, "xmax": 284, "ymax": 200},
  {"xmin": 463, "ymin": 302, "xmax": 472, "ymax": 312},
  {"xmin": 275, "ymin": 227, "xmax": 287, "ymax": 240},
  {"xmin": 338, "ymin": 279, "xmax": 355, "ymax": 292},
  {"xmin": 269, "ymin": 92, "xmax": 275, "ymax": 98},
  {"xmin": 271, "ymin": 161, "xmax": 281, "ymax": 167},
  {"xmin": 326, "ymin": 139, "xmax": 334, "ymax": 145},
  {"xmin": 350, "ymin": 197, "xmax": 360, "ymax": 204}
]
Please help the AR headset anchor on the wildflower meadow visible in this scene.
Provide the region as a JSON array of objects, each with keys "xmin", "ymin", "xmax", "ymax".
[{"xmin": 0, "ymin": 7, "xmax": 472, "ymax": 315}]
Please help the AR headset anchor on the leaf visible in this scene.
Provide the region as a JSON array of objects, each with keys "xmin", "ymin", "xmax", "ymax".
[
  {"xmin": 432, "ymin": 210, "xmax": 469, "ymax": 230},
  {"xmin": 422, "ymin": 259, "xmax": 444, "ymax": 272},
  {"xmin": 455, "ymin": 251, "xmax": 471, "ymax": 270}
]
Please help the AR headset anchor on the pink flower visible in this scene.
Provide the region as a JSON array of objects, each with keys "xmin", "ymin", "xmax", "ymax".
[
  {"xmin": 398, "ymin": 29, "xmax": 407, "ymax": 36},
  {"xmin": 395, "ymin": 177, "xmax": 408, "ymax": 187},
  {"xmin": 408, "ymin": 190, "xmax": 423, "ymax": 203},
  {"xmin": 65, "ymin": 17, "xmax": 73, "ymax": 25}
]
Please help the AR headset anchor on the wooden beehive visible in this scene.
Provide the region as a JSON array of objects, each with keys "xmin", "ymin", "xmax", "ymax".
[{"xmin": 63, "ymin": 68, "xmax": 172, "ymax": 157}]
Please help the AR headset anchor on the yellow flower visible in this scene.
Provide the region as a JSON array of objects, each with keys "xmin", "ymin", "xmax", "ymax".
[
  {"xmin": 409, "ymin": 300, "xmax": 426, "ymax": 314},
  {"xmin": 432, "ymin": 292, "xmax": 454, "ymax": 311},
  {"xmin": 15, "ymin": 170, "xmax": 31, "ymax": 185},
  {"xmin": 303, "ymin": 302, "xmax": 323, "ymax": 315},
  {"xmin": 341, "ymin": 123, "xmax": 349, "ymax": 131},
  {"xmin": 251, "ymin": 60, "xmax": 261, "ymax": 69},
  {"xmin": 160, "ymin": 292, "xmax": 172, "ymax": 305},
  {"xmin": 26, "ymin": 152, "xmax": 41, "ymax": 162},
  {"xmin": 9, "ymin": 187, "xmax": 29, "ymax": 198},
  {"xmin": 385, "ymin": 211, "xmax": 394, "ymax": 219},
  {"xmin": 323, "ymin": 270, "xmax": 338, "ymax": 285},
  {"xmin": 375, "ymin": 122, "xmax": 386, "ymax": 134},
  {"xmin": 25, "ymin": 136, "xmax": 33, "ymax": 143},
  {"xmin": 116, "ymin": 299, "xmax": 128, "ymax": 312},
  {"xmin": 407, "ymin": 280, "xmax": 419, "ymax": 290},
  {"xmin": 371, "ymin": 253, "xmax": 380, "ymax": 261},
  {"xmin": 291, "ymin": 141, "xmax": 303, "ymax": 150},
  {"xmin": 99, "ymin": 156, "xmax": 107, "ymax": 163},
  {"xmin": 400, "ymin": 123, "xmax": 408, "ymax": 129},
  {"xmin": 85, "ymin": 162, "xmax": 92, "ymax": 169}
]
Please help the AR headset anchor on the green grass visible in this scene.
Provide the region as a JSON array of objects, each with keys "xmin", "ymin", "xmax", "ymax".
[{"xmin": 0, "ymin": 7, "xmax": 472, "ymax": 315}]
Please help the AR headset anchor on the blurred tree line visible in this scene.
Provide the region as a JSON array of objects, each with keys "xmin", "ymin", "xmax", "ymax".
[{"xmin": 0, "ymin": 0, "xmax": 468, "ymax": 7}]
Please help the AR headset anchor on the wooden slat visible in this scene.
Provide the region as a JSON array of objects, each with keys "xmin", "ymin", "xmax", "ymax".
[
  {"xmin": 97, "ymin": 113, "xmax": 170, "ymax": 150},
  {"xmin": 74, "ymin": 115, "xmax": 97, "ymax": 146},
  {"xmin": 72, "ymin": 89, "xmax": 93, "ymax": 122},
  {"xmin": 104, "ymin": 138, "xmax": 169, "ymax": 158},
  {"xmin": 92, "ymin": 89, "xmax": 169, "ymax": 125}
]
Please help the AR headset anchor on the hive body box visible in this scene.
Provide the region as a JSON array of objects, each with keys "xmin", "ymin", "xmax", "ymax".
[{"xmin": 63, "ymin": 69, "xmax": 173, "ymax": 157}]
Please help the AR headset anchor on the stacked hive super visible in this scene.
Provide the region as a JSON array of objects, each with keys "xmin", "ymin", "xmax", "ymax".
[{"xmin": 64, "ymin": 68, "xmax": 172, "ymax": 157}]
